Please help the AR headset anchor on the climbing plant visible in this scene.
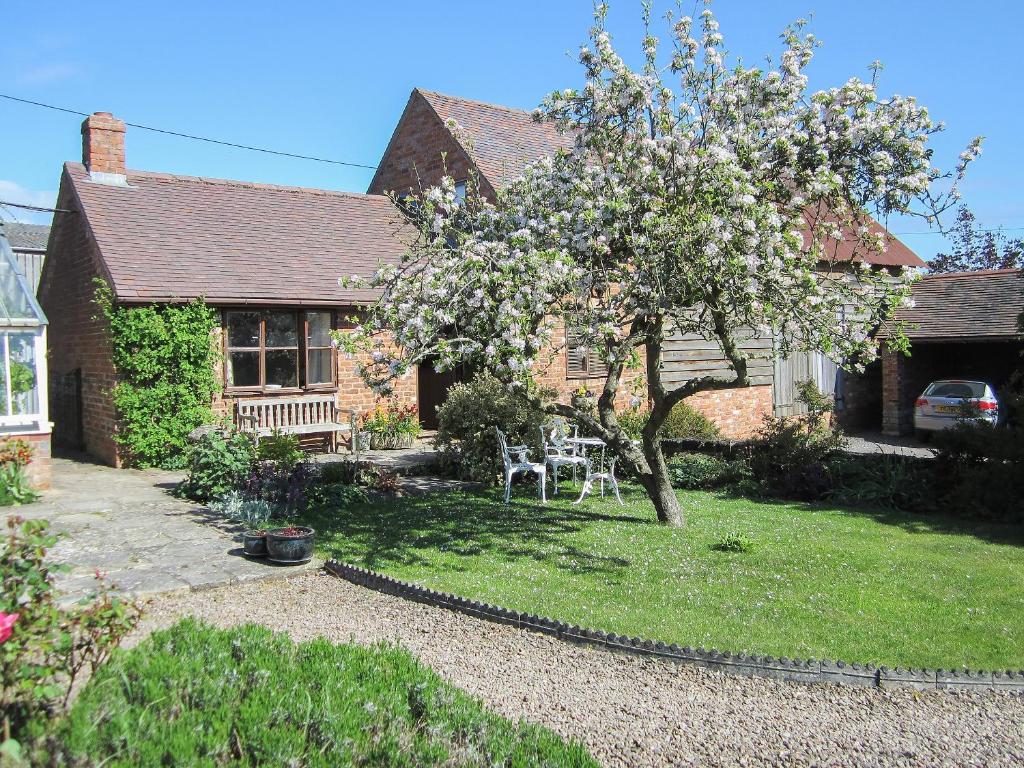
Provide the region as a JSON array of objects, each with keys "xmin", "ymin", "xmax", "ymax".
[{"xmin": 94, "ymin": 281, "xmax": 218, "ymax": 469}]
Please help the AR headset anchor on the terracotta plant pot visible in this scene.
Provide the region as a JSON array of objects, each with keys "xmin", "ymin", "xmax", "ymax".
[
  {"xmin": 369, "ymin": 432, "xmax": 415, "ymax": 450},
  {"xmin": 242, "ymin": 530, "xmax": 268, "ymax": 557},
  {"xmin": 266, "ymin": 526, "xmax": 315, "ymax": 564}
]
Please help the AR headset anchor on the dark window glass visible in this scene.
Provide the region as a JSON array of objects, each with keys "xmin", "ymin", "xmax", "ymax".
[
  {"xmin": 265, "ymin": 349, "xmax": 298, "ymax": 388},
  {"xmin": 227, "ymin": 312, "xmax": 260, "ymax": 348},
  {"xmin": 228, "ymin": 351, "xmax": 260, "ymax": 387},
  {"xmin": 266, "ymin": 312, "xmax": 298, "ymax": 347}
]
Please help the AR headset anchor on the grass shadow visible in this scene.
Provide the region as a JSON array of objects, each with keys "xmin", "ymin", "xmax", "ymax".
[{"xmin": 303, "ymin": 479, "xmax": 650, "ymax": 577}]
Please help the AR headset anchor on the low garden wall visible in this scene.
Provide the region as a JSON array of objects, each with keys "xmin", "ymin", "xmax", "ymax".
[{"xmin": 325, "ymin": 560, "xmax": 1024, "ymax": 693}]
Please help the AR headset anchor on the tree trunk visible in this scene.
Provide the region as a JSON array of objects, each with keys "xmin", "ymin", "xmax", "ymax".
[{"xmin": 638, "ymin": 435, "xmax": 684, "ymax": 527}]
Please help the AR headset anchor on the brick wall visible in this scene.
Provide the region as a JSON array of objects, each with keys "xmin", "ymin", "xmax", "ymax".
[
  {"xmin": 213, "ymin": 315, "xmax": 418, "ymax": 437},
  {"xmin": 686, "ymin": 385, "xmax": 773, "ymax": 439},
  {"xmin": 368, "ymin": 90, "xmax": 489, "ymax": 198},
  {"xmin": 20, "ymin": 432, "xmax": 52, "ymax": 489},
  {"xmin": 38, "ymin": 168, "xmax": 120, "ymax": 466},
  {"xmin": 81, "ymin": 112, "xmax": 126, "ymax": 177},
  {"xmin": 881, "ymin": 348, "xmax": 910, "ymax": 435}
]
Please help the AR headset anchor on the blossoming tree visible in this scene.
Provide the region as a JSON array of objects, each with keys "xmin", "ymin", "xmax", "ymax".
[{"xmin": 348, "ymin": 2, "xmax": 979, "ymax": 526}]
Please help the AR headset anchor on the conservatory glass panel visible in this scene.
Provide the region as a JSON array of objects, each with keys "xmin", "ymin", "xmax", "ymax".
[{"xmin": 0, "ymin": 331, "xmax": 41, "ymax": 418}]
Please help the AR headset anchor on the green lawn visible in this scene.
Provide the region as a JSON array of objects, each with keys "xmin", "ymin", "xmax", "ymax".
[
  {"xmin": 302, "ymin": 482, "xmax": 1024, "ymax": 670},
  {"xmin": 60, "ymin": 620, "xmax": 596, "ymax": 767}
]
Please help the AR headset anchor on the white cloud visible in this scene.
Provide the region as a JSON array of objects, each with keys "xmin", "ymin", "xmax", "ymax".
[
  {"xmin": 16, "ymin": 62, "xmax": 81, "ymax": 86},
  {"xmin": 0, "ymin": 180, "xmax": 57, "ymax": 226}
]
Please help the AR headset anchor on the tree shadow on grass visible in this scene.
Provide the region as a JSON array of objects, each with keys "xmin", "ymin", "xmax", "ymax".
[{"xmin": 303, "ymin": 481, "xmax": 651, "ymax": 578}]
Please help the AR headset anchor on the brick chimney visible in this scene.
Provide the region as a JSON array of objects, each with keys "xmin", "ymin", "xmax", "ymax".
[{"xmin": 81, "ymin": 112, "xmax": 127, "ymax": 184}]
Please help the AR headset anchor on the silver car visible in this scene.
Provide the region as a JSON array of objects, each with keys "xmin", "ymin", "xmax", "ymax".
[{"xmin": 913, "ymin": 379, "xmax": 1000, "ymax": 438}]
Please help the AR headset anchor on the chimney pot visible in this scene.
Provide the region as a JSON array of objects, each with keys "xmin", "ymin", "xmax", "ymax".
[{"xmin": 82, "ymin": 111, "xmax": 127, "ymax": 182}]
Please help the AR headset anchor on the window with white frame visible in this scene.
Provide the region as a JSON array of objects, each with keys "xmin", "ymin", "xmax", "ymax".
[{"xmin": 0, "ymin": 235, "xmax": 47, "ymax": 427}]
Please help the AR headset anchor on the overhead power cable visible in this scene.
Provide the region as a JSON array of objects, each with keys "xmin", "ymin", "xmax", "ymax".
[
  {"xmin": 0, "ymin": 93, "xmax": 378, "ymax": 170},
  {"xmin": 0, "ymin": 200, "xmax": 72, "ymax": 214}
]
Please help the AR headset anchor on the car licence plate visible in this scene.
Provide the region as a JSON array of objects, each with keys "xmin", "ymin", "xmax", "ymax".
[{"xmin": 935, "ymin": 405, "xmax": 959, "ymax": 414}]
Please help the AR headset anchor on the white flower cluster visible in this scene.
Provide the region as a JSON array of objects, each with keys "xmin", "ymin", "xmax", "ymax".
[{"xmin": 352, "ymin": 1, "xmax": 976, "ymax": 396}]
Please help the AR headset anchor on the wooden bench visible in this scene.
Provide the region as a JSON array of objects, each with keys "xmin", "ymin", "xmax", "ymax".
[{"xmin": 235, "ymin": 395, "xmax": 359, "ymax": 458}]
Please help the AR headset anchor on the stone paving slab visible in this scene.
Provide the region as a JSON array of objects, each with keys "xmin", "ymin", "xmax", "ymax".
[{"xmin": 12, "ymin": 458, "xmax": 313, "ymax": 603}]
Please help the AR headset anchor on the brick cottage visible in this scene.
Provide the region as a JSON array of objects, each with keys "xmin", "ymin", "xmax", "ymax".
[{"xmin": 39, "ymin": 90, "xmax": 924, "ymax": 466}]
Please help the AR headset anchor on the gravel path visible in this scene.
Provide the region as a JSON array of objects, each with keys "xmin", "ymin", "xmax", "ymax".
[{"xmin": 139, "ymin": 571, "xmax": 1024, "ymax": 768}]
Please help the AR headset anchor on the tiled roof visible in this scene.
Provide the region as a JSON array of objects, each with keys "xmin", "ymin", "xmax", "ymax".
[
  {"xmin": 0, "ymin": 222, "xmax": 50, "ymax": 252},
  {"xmin": 65, "ymin": 162, "xmax": 411, "ymax": 305},
  {"xmin": 418, "ymin": 89, "xmax": 576, "ymax": 189},
  {"xmin": 419, "ymin": 89, "xmax": 921, "ymax": 268},
  {"xmin": 888, "ymin": 268, "xmax": 1024, "ymax": 340}
]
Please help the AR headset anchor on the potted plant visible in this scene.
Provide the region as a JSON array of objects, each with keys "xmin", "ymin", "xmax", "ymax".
[
  {"xmin": 242, "ymin": 526, "xmax": 269, "ymax": 557},
  {"xmin": 362, "ymin": 401, "xmax": 421, "ymax": 450},
  {"xmin": 266, "ymin": 525, "xmax": 315, "ymax": 564}
]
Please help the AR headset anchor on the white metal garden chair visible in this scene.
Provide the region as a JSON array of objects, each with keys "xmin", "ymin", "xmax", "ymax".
[
  {"xmin": 540, "ymin": 418, "xmax": 587, "ymax": 494},
  {"xmin": 494, "ymin": 427, "xmax": 547, "ymax": 504}
]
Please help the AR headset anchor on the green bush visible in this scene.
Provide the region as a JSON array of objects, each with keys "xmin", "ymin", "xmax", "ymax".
[
  {"xmin": 59, "ymin": 619, "xmax": 597, "ymax": 767},
  {"xmin": 668, "ymin": 452, "xmax": 748, "ymax": 491},
  {"xmin": 828, "ymin": 454, "xmax": 936, "ymax": 513},
  {"xmin": 0, "ymin": 463, "xmax": 37, "ymax": 506},
  {"xmin": 256, "ymin": 431, "xmax": 305, "ymax": 473},
  {"xmin": 177, "ymin": 431, "xmax": 255, "ymax": 503},
  {"xmin": 660, "ymin": 400, "xmax": 721, "ymax": 439},
  {"xmin": 1, "ymin": 516, "xmax": 140, "ymax": 753},
  {"xmin": 746, "ymin": 381, "xmax": 844, "ymax": 501},
  {"xmin": 617, "ymin": 408, "xmax": 648, "ymax": 439},
  {"xmin": 95, "ymin": 281, "xmax": 218, "ymax": 469},
  {"xmin": 317, "ymin": 460, "xmax": 362, "ymax": 485},
  {"xmin": 436, "ymin": 374, "xmax": 546, "ymax": 483},
  {"xmin": 930, "ymin": 422, "xmax": 1024, "ymax": 521},
  {"xmin": 307, "ymin": 481, "xmax": 369, "ymax": 509}
]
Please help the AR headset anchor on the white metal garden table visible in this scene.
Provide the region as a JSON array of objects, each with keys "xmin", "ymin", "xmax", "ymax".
[{"xmin": 566, "ymin": 436, "xmax": 623, "ymax": 505}]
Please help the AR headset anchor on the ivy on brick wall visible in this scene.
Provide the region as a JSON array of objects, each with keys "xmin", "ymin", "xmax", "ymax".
[{"xmin": 94, "ymin": 280, "xmax": 218, "ymax": 469}]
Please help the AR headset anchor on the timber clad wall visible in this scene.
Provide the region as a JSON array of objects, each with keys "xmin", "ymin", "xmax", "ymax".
[{"xmin": 39, "ymin": 172, "xmax": 120, "ymax": 466}]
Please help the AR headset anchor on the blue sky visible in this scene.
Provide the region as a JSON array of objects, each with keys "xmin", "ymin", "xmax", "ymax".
[{"xmin": 1, "ymin": 1, "xmax": 1020, "ymax": 261}]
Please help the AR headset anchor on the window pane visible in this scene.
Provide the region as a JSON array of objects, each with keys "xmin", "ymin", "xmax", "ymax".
[
  {"xmin": 306, "ymin": 311, "xmax": 332, "ymax": 347},
  {"xmin": 227, "ymin": 312, "xmax": 260, "ymax": 348},
  {"xmin": 266, "ymin": 349, "xmax": 298, "ymax": 388},
  {"xmin": 307, "ymin": 348, "xmax": 332, "ymax": 385},
  {"xmin": 266, "ymin": 312, "xmax": 298, "ymax": 347},
  {"xmin": 4, "ymin": 333, "xmax": 38, "ymax": 416},
  {"xmin": 227, "ymin": 351, "xmax": 260, "ymax": 387}
]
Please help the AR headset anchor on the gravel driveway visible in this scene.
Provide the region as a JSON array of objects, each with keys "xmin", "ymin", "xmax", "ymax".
[{"xmin": 138, "ymin": 571, "xmax": 1024, "ymax": 768}]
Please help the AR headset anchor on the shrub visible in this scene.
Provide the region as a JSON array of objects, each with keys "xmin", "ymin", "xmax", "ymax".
[
  {"xmin": 209, "ymin": 491, "xmax": 274, "ymax": 530},
  {"xmin": 1, "ymin": 516, "xmax": 141, "ymax": 751},
  {"xmin": 436, "ymin": 373, "xmax": 546, "ymax": 483},
  {"xmin": 94, "ymin": 282, "xmax": 218, "ymax": 470},
  {"xmin": 930, "ymin": 422, "xmax": 1024, "ymax": 521},
  {"xmin": 668, "ymin": 452, "xmax": 749, "ymax": 491},
  {"xmin": 58, "ymin": 619, "xmax": 597, "ymax": 767},
  {"xmin": 362, "ymin": 401, "xmax": 421, "ymax": 438},
  {"xmin": 256, "ymin": 431, "xmax": 304, "ymax": 472},
  {"xmin": 828, "ymin": 454, "xmax": 936, "ymax": 513},
  {"xmin": 307, "ymin": 482, "xmax": 369, "ymax": 509},
  {"xmin": 0, "ymin": 439, "xmax": 32, "ymax": 467},
  {"xmin": 746, "ymin": 380, "xmax": 844, "ymax": 501},
  {"xmin": 177, "ymin": 431, "xmax": 255, "ymax": 503},
  {"xmin": 617, "ymin": 408, "xmax": 648, "ymax": 439},
  {"xmin": 241, "ymin": 460, "xmax": 314, "ymax": 515},
  {"xmin": 316, "ymin": 460, "xmax": 362, "ymax": 486},
  {"xmin": 660, "ymin": 400, "xmax": 721, "ymax": 439},
  {"xmin": 0, "ymin": 464, "xmax": 37, "ymax": 507}
]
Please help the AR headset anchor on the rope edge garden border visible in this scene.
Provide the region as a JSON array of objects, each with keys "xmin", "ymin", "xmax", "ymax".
[{"xmin": 324, "ymin": 560, "xmax": 1024, "ymax": 694}]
